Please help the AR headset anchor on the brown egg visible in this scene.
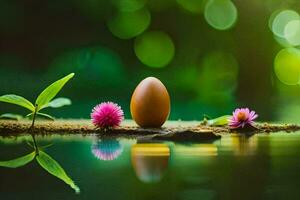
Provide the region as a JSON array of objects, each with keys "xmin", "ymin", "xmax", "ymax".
[{"xmin": 130, "ymin": 77, "xmax": 170, "ymax": 128}]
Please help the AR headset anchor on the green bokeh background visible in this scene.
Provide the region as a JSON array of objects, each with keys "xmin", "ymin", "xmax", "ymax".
[{"xmin": 1, "ymin": 0, "xmax": 300, "ymax": 122}]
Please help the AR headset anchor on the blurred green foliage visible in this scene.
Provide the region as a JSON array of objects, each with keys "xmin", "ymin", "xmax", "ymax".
[{"xmin": 0, "ymin": 0, "xmax": 300, "ymax": 121}]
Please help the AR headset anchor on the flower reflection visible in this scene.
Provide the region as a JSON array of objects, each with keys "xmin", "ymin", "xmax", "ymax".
[
  {"xmin": 131, "ymin": 143, "xmax": 170, "ymax": 183},
  {"xmin": 91, "ymin": 138, "xmax": 124, "ymax": 161}
]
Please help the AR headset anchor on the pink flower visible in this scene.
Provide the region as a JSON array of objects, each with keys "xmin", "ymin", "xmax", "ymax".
[
  {"xmin": 229, "ymin": 108, "xmax": 258, "ymax": 129},
  {"xmin": 91, "ymin": 102, "xmax": 124, "ymax": 129}
]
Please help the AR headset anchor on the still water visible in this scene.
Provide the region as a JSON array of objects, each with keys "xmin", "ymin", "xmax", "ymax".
[{"xmin": 0, "ymin": 133, "xmax": 300, "ymax": 200}]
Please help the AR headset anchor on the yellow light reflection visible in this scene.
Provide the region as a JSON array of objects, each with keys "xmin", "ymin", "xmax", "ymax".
[
  {"xmin": 174, "ymin": 144, "xmax": 218, "ymax": 156},
  {"xmin": 220, "ymin": 135, "xmax": 258, "ymax": 156},
  {"xmin": 132, "ymin": 144, "xmax": 170, "ymax": 156}
]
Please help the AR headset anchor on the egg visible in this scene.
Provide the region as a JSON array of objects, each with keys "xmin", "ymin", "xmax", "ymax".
[{"xmin": 130, "ymin": 77, "xmax": 170, "ymax": 128}]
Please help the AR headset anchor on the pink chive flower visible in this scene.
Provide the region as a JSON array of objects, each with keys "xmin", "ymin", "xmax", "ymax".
[
  {"xmin": 91, "ymin": 102, "xmax": 124, "ymax": 129},
  {"xmin": 229, "ymin": 108, "xmax": 258, "ymax": 129}
]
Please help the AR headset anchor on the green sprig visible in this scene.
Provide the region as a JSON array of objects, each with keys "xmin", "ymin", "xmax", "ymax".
[{"xmin": 0, "ymin": 73, "xmax": 74, "ymax": 129}]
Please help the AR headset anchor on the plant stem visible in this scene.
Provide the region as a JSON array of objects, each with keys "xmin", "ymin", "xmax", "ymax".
[
  {"xmin": 29, "ymin": 105, "xmax": 39, "ymax": 155},
  {"xmin": 30, "ymin": 105, "xmax": 38, "ymax": 131},
  {"xmin": 31, "ymin": 134, "xmax": 39, "ymax": 155}
]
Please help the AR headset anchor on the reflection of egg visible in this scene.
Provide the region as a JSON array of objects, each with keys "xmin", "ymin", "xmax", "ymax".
[
  {"xmin": 131, "ymin": 144, "xmax": 170, "ymax": 183},
  {"xmin": 130, "ymin": 77, "xmax": 170, "ymax": 128}
]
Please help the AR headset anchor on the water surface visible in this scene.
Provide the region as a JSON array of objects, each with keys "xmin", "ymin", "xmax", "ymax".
[{"xmin": 1, "ymin": 132, "xmax": 300, "ymax": 200}]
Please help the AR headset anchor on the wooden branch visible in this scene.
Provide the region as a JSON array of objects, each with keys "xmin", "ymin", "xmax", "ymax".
[{"xmin": 0, "ymin": 120, "xmax": 299, "ymax": 142}]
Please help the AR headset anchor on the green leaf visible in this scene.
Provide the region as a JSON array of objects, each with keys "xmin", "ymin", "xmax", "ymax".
[
  {"xmin": 35, "ymin": 73, "xmax": 75, "ymax": 111},
  {"xmin": 0, "ymin": 94, "xmax": 35, "ymax": 112},
  {"xmin": 26, "ymin": 141, "xmax": 53, "ymax": 149},
  {"xmin": 0, "ymin": 113, "xmax": 23, "ymax": 120},
  {"xmin": 36, "ymin": 151, "xmax": 80, "ymax": 193},
  {"xmin": 26, "ymin": 112, "xmax": 55, "ymax": 120},
  {"xmin": 26, "ymin": 141, "xmax": 34, "ymax": 148},
  {"xmin": 40, "ymin": 97, "xmax": 72, "ymax": 110},
  {"xmin": 207, "ymin": 115, "xmax": 231, "ymax": 126},
  {"xmin": 0, "ymin": 152, "xmax": 35, "ymax": 168},
  {"xmin": 39, "ymin": 143, "xmax": 53, "ymax": 149},
  {"xmin": 37, "ymin": 113, "xmax": 55, "ymax": 120}
]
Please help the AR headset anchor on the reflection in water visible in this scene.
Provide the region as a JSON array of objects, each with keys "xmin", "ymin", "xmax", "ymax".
[
  {"xmin": 212, "ymin": 134, "xmax": 271, "ymax": 200},
  {"xmin": 131, "ymin": 143, "xmax": 170, "ymax": 183},
  {"xmin": 0, "ymin": 134, "xmax": 80, "ymax": 193},
  {"xmin": 4, "ymin": 134, "xmax": 300, "ymax": 199},
  {"xmin": 174, "ymin": 144, "xmax": 218, "ymax": 157},
  {"xmin": 91, "ymin": 138, "xmax": 124, "ymax": 161},
  {"xmin": 219, "ymin": 134, "xmax": 258, "ymax": 156}
]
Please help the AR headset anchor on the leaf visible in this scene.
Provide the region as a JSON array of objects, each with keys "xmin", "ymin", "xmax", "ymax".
[
  {"xmin": 26, "ymin": 112, "xmax": 55, "ymax": 120},
  {"xmin": 26, "ymin": 141, "xmax": 34, "ymax": 148},
  {"xmin": 35, "ymin": 73, "xmax": 75, "ymax": 111},
  {"xmin": 0, "ymin": 113, "xmax": 23, "ymax": 120},
  {"xmin": 0, "ymin": 94, "xmax": 35, "ymax": 112},
  {"xmin": 207, "ymin": 115, "xmax": 231, "ymax": 126},
  {"xmin": 39, "ymin": 143, "xmax": 53, "ymax": 149},
  {"xmin": 26, "ymin": 141, "xmax": 53, "ymax": 149},
  {"xmin": 37, "ymin": 113, "xmax": 55, "ymax": 120},
  {"xmin": 40, "ymin": 97, "xmax": 72, "ymax": 110},
  {"xmin": 36, "ymin": 151, "xmax": 80, "ymax": 193},
  {"xmin": 0, "ymin": 152, "xmax": 35, "ymax": 168}
]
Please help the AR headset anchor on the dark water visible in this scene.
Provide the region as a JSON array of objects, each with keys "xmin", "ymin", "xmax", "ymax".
[{"xmin": 1, "ymin": 133, "xmax": 300, "ymax": 200}]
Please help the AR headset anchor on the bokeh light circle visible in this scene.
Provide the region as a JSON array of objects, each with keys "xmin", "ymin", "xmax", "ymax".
[
  {"xmin": 108, "ymin": 8, "xmax": 151, "ymax": 39},
  {"xmin": 268, "ymin": 10, "xmax": 281, "ymax": 31},
  {"xmin": 196, "ymin": 51, "xmax": 238, "ymax": 108},
  {"xmin": 199, "ymin": 51, "xmax": 239, "ymax": 93},
  {"xmin": 274, "ymin": 48, "xmax": 300, "ymax": 85},
  {"xmin": 271, "ymin": 10, "xmax": 300, "ymax": 38},
  {"xmin": 177, "ymin": 0, "xmax": 206, "ymax": 14},
  {"xmin": 273, "ymin": 35, "xmax": 292, "ymax": 48},
  {"xmin": 284, "ymin": 20, "xmax": 300, "ymax": 46},
  {"xmin": 49, "ymin": 47, "xmax": 125, "ymax": 87},
  {"xmin": 134, "ymin": 31, "xmax": 175, "ymax": 68},
  {"xmin": 204, "ymin": 0, "xmax": 238, "ymax": 30},
  {"xmin": 112, "ymin": 0, "xmax": 146, "ymax": 12}
]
